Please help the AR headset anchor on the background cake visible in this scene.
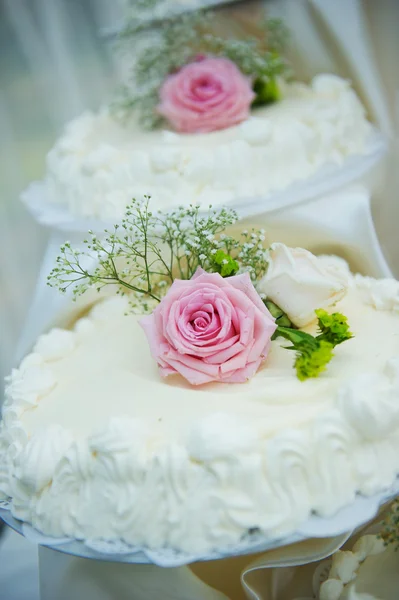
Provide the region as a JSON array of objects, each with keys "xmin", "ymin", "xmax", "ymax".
[
  {"xmin": 22, "ymin": 2, "xmax": 379, "ymax": 224},
  {"xmin": 40, "ymin": 75, "xmax": 372, "ymax": 221}
]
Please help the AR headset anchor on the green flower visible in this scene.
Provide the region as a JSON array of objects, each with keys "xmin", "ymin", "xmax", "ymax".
[
  {"xmin": 252, "ymin": 77, "xmax": 281, "ymax": 107},
  {"xmin": 275, "ymin": 307, "xmax": 353, "ymax": 382},
  {"xmin": 316, "ymin": 309, "xmax": 353, "ymax": 345},
  {"xmin": 295, "ymin": 339, "xmax": 334, "ymax": 382}
]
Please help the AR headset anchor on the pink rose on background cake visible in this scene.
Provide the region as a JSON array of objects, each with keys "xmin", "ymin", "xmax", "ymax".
[
  {"xmin": 140, "ymin": 269, "xmax": 276, "ymax": 385},
  {"xmin": 157, "ymin": 57, "xmax": 255, "ymax": 133}
]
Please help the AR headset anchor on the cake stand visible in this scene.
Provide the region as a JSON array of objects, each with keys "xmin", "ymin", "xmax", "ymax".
[{"xmin": 1, "ymin": 476, "xmax": 399, "ymax": 599}]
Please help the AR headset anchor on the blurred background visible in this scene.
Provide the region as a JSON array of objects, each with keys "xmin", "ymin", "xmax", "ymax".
[{"xmin": 0, "ymin": 0, "xmax": 398, "ymax": 394}]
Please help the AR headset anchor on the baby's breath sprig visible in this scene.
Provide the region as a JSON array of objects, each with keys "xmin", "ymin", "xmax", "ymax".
[
  {"xmin": 47, "ymin": 198, "xmax": 264, "ymax": 306},
  {"xmin": 237, "ymin": 229, "xmax": 269, "ymax": 281},
  {"xmin": 47, "ymin": 201, "xmax": 169, "ymax": 303},
  {"xmin": 155, "ymin": 203, "xmax": 240, "ymax": 279}
]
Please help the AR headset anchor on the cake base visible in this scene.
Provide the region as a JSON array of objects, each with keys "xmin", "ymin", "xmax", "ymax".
[{"xmin": 1, "ymin": 479, "xmax": 397, "ymax": 566}]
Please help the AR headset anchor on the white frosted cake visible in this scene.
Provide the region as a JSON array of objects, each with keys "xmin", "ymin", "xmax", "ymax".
[
  {"xmin": 35, "ymin": 75, "xmax": 372, "ymax": 221},
  {"xmin": 1, "ymin": 262, "xmax": 399, "ymax": 554}
]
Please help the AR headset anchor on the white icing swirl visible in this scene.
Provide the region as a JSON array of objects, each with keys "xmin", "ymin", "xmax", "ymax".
[
  {"xmin": 354, "ymin": 275, "xmax": 399, "ymax": 312},
  {"xmin": 309, "ymin": 412, "xmax": 356, "ymax": 515},
  {"xmin": 187, "ymin": 413, "xmax": 257, "ymax": 461},
  {"xmin": 337, "ymin": 359, "xmax": 399, "ymax": 441},
  {"xmin": 262, "ymin": 430, "xmax": 312, "ymax": 534},
  {"xmin": 4, "ymin": 354, "xmax": 56, "ymax": 408},
  {"xmin": 14, "ymin": 425, "xmax": 73, "ymax": 493},
  {"xmin": 33, "ymin": 328, "xmax": 76, "ymax": 361},
  {"xmin": 73, "ymin": 317, "xmax": 95, "ymax": 336},
  {"xmin": 89, "ymin": 295, "xmax": 130, "ymax": 321}
]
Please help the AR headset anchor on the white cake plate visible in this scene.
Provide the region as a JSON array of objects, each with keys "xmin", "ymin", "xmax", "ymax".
[
  {"xmin": 21, "ymin": 128, "xmax": 386, "ymax": 233},
  {"xmin": 1, "ymin": 477, "xmax": 398, "ymax": 568}
]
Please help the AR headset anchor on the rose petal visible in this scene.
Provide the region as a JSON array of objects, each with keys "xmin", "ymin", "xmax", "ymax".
[{"xmin": 222, "ymin": 358, "xmax": 263, "ymax": 383}]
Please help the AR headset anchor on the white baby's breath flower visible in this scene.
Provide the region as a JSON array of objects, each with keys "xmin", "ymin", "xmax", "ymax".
[{"xmin": 199, "ymin": 254, "xmax": 206, "ymax": 260}]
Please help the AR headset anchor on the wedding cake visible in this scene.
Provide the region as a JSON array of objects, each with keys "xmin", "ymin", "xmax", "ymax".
[
  {"xmin": 23, "ymin": 8, "xmax": 375, "ymax": 223},
  {"xmin": 1, "ymin": 206, "xmax": 399, "ymax": 555}
]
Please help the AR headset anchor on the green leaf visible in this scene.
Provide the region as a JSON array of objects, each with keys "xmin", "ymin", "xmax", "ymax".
[
  {"xmin": 211, "ymin": 250, "xmax": 239, "ymax": 277},
  {"xmin": 265, "ymin": 300, "xmax": 293, "ymax": 330},
  {"xmin": 264, "ymin": 299, "xmax": 284, "ymax": 319},
  {"xmin": 277, "ymin": 314, "xmax": 293, "ymax": 328},
  {"xmin": 274, "ymin": 326, "xmax": 317, "ymax": 348}
]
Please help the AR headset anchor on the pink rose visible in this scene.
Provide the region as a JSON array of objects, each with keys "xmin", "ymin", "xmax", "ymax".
[
  {"xmin": 157, "ymin": 57, "xmax": 255, "ymax": 133},
  {"xmin": 140, "ymin": 269, "xmax": 276, "ymax": 386}
]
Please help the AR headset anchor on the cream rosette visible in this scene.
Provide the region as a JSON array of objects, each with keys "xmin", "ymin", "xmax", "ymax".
[{"xmin": 258, "ymin": 243, "xmax": 349, "ymax": 327}]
